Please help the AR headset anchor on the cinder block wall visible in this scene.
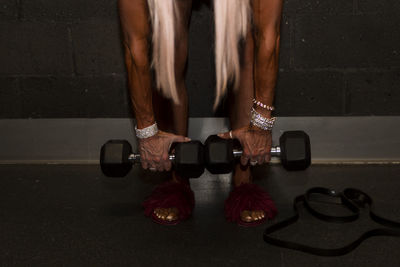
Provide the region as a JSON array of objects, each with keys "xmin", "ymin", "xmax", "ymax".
[{"xmin": 0, "ymin": 0, "xmax": 399, "ymax": 118}]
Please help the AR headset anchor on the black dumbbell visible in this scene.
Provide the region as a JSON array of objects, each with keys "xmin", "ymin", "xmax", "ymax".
[
  {"xmin": 204, "ymin": 130, "xmax": 311, "ymax": 173},
  {"xmin": 100, "ymin": 140, "xmax": 205, "ymax": 178}
]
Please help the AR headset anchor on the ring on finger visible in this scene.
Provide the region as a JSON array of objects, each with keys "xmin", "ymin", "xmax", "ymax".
[
  {"xmin": 257, "ymin": 156, "xmax": 265, "ymax": 165},
  {"xmin": 250, "ymin": 160, "xmax": 258, "ymax": 166},
  {"xmin": 229, "ymin": 130, "xmax": 233, "ymax": 139}
]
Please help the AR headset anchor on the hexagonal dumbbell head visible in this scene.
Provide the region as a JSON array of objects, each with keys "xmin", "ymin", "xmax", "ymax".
[
  {"xmin": 100, "ymin": 140, "xmax": 133, "ymax": 177},
  {"xmin": 173, "ymin": 141, "xmax": 205, "ymax": 178},
  {"xmin": 204, "ymin": 135, "xmax": 235, "ymax": 174},
  {"xmin": 279, "ymin": 131, "xmax": 311, "ymax": 171}
]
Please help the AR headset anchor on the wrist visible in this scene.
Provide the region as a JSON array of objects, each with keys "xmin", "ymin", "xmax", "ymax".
[
  {"xmin": 252, "ymin": 98, "xmax": 274, "ymax": 118},
  {"xmin": 136, "ymin": 116, "xmax": 156, "ymax": 129},
  {"xmin": 253, "ymin": 105, "xmax": 273, "ymax": 118},
  {"xmin": 135, "ymin": 122, "xmax": 159, "ymax": 139},
  {"xmin": 248, "ymin": 123, "xmax": 271, "ymax": 132},
  {"xmin": 250, "ymin": 107, "xmax": 276, "ymax": 131}
]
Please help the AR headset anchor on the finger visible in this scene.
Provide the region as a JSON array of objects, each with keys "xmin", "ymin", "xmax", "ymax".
[
  {"xmin": 164, "ymin": 160, "xmax": 172, "ymax": 172},
  {"xmin": 241, "ymin": 148, "xmax": 251, "ymax": 165},
  {"xmin": 156, "ymin": 163, "xmax": 164, "ymax": 172},
  {"xmin": 140, "ymin": 154, "xmax": 148, "ymax": 169},
  {"xmin": 149, "ymin": 161, "xmax": 157, "ymax": 172},
  {"xmin": 141, "ymin": 160, "xmax": 149, "ymax": 170},
  {"xmin": 152, "ymin": 156, "xmax": 163, "ymax": 172},
  {"xmin": 172, "ymin": 135, "xmax": 191, "ymax": 143},
  {"xmin": 217, "ymin": 131, "xmax": 231, "ymax": 140},
  {"xmin": 249, "ymin": 151, "xmax": 259, "ymax": 164},
  {"xmin": 217, "ymin": 129, "xmax": 238, "ymax": 140},
  {"xmin": 153, "ymin": 156, "xmax": 161, "ymax": 164},
  {"xmin": 258, "ymin": 154, "xmax": 266, "ymax": 164},
  {"xmin": 161, "ymin": 154, "xmax": 171, "ymax": 172},
  {"xmin": 241, "ymin": 155, "xmax": 249, "ymax": 166},
  {"xmin": 265, "ymin": 153, "xmax": 272, "ymax": 163}
]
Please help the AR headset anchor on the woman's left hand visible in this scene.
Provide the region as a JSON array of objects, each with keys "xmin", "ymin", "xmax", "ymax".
[{"xmin": 218, "ymin": 125, "xmax": 272, "ymax": 166}]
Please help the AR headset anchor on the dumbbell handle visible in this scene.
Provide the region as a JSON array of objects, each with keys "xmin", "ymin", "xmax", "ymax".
[
  {"xmin": 128, "ymin": 147, "xmax": 280, "ymax": 162},
  {"xmin": 233, "ymin": 146, "xmax": 281, "ymax": 158},
  {"xmin": 128, "ymin": 154, "xmax": 175, "ymax": 163}
]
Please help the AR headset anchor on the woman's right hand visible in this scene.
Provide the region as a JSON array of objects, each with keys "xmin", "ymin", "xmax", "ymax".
[{"xmin": 138, "ymin": 130, "xmax": 191, "ymax": 172}]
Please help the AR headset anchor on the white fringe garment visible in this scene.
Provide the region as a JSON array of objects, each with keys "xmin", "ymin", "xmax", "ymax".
[{"xmin": 147, "ymin": 0, "xmax": 251, "ymax": 108}]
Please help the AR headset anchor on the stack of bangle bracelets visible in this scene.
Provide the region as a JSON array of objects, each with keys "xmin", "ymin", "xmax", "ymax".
[{"xmin": 250, "ymin": 99, "xmax": 276, "ymax": 131}]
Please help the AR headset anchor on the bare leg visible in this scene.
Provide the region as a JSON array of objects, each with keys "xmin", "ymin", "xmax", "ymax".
[
  {"xmin": 153, "ymin": 0, "xmax": 192, "ymax": 138},
  {"xmin": 119, "ymin": 0, "xmax": 193, "ymax": 223},
  {"xmin": 228, "ymin": 27, "xmax": 255, "ymax": 188},
  {"xmin": 152, "ymin": 0, "xmax": 193, "ymax": 222},
  {"xmin": 229, "ymin": 0, "xmax": 283, "ymax": 223}
]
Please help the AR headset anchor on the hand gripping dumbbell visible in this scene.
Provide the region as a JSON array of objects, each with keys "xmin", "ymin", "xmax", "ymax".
[
  {"xmin": 204, "ymin": 130, "xmax": 311, "ymax": 174},
  {"xmin": 100, "ymin": 140, "xmax": 205, "ymax": 178}
]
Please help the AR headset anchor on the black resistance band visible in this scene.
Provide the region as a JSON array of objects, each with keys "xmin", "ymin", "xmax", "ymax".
[{"xmin": 263, "ymin": 187, "xmax": 400, "ymax": 256}]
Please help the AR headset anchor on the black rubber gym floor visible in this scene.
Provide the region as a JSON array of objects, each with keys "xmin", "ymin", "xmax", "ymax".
[{"xmin": 0, "ymin": 164, "xmax": 399, "ymax": 266}]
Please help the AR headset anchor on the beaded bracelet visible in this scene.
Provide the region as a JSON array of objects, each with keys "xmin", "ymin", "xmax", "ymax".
[
  {"xmin": 252, "ymin": 98, "xmax": 275, "ymax": 111},
  {"xmin": 250, "ymin": 107, "xmax": 276, "ymax": 131}
]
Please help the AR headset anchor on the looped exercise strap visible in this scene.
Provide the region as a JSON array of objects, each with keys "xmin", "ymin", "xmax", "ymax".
[{"xmin": 263, "ymin": 187, "xmax": 400, "ymax": 256}]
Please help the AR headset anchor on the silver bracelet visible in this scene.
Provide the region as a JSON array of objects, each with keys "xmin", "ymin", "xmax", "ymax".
[
  {"xmin": 135, "ymin": 122, "xmax": 159, "ymax": 139},
  {"xmin": 250, "ymin": 107, "xmax": 276, "ymax": 131},
  {"xmin": 252, "ymin": 98, "xmax": 275, "ymax": 111}
]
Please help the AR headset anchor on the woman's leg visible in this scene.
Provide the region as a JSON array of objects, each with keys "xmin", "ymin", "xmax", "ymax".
[
  {"xmin": 229, "ymin": 0, "xmax": 283, "ymax": 223},
  {"xmin": 153, "ymin": 0, "xmax": 192, "ymax": 138},
  {"xmin": 119, "ymin": 0, "xmax": 193, "ymax": 222},
  {"xmin": 151, "ymin": 0, "xmax": 193, "ymax": 221},
  {"xmin": 228, "ymin": 26, "xmax": 255, "ymax": 187}
]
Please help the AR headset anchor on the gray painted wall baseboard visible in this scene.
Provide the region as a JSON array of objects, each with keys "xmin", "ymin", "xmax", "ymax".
[{"xmin": 0, "ymin": 117, "xmax": 399, "ymax": 164}]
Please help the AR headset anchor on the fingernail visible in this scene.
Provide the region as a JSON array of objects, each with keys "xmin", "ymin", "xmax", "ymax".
[
  {"xmin": 186, "ymin": 137, "xmax": 191, "ymax": 141},
  {"xmin": 217, "ymin": 133, "xmax": 223, "ymax": 137}
]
